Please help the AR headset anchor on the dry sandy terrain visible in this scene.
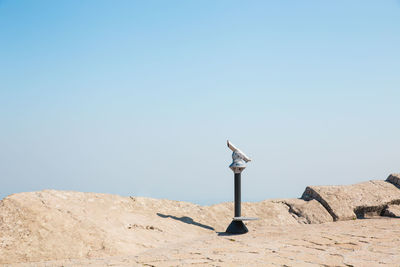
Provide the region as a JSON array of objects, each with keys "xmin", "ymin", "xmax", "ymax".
[{"xmin": 1, "ymin": 175, "xmax": 400, "ymax": 266}]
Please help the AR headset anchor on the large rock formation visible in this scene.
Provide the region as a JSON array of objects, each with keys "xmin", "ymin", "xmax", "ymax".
[
  {"xmin": 0, "ymin": 190, "xmax": 331, "ymax": 264},
  {"xmin": 382, "ymin": 174, "xmax": 400, "ymax": 217},
  {"xmin": 302, "ymin": 179, "xmax": 400, "ymax": 221},
  {"xmin": 2, "ymin": 174, "xmax": 400, "ymax": 264}
]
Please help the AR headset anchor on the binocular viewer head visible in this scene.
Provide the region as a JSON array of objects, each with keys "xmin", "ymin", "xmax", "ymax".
[
  {"xmin": 227, "ymin": 140, "xmax": 251, "ymax": 173},
  {"xmin": 227, "ymin": 140, "xmax": 251, "ymax": 162}
]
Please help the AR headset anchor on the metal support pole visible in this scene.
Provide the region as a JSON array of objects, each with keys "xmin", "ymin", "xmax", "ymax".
[
  {"xmin": 225, "ymin": 140, "xmax": 257, "ymax": 235},
  {"xmin": 234, "ymin": 173, "xmax": 241, "ymax": 217},
  {"xmin": 226, "ymin": 170, "xmax": 248, "ymax": 235}
]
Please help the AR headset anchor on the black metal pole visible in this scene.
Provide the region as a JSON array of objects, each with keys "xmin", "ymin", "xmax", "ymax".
[
  {"xmin": 234, "ymin": 173, "xmax": 241, "ymax": 217},
  {"xmin": 226, "ymin": 170, "xmax": 248, "ymax": 234}
]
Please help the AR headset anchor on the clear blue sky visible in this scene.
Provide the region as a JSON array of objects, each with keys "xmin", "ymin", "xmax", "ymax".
[{"xmin": 1, "ymin": 0, "xmax": 399, "ymax": 205}]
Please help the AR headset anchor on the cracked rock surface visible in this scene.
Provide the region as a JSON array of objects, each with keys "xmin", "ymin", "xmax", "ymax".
[
  {"xmin": 302, "ymin": 180, "xmax": 400, "ymax": 221},
  {"xmin": 272, "ymin": 198, "xmax": 333, "ymax": 224},
  {"xmin": 9, "ymin": 218, "xmax": 400, "ymax": 266}
]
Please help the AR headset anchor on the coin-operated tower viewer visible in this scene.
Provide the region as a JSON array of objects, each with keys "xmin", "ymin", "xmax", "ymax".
[{"xmin": 226, "ymin": 140, "xmax": 258, "ymax": 234}]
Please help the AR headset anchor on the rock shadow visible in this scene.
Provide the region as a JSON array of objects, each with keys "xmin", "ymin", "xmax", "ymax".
[{"xmin": 156, "ymin": 213, "xmax": 215, "ymax": 231}]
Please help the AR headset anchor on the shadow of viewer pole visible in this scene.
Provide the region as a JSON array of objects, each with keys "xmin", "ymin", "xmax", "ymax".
[{"xmin": 225, "ymin": 140, "xmax": 258, "ymax": 235}]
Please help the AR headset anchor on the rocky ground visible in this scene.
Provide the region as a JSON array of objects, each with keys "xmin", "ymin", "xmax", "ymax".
[
  {"xmin": 10, "ymin": 217, "xmax": 400, "ymax": 266},
  {"xmin": 1, "ymin": 174, "xmax": 400, "ymax": 266}
]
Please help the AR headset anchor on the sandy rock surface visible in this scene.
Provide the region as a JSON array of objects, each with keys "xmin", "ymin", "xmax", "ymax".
[
  {"xmin": 302, "ymin": 180, "xmax": 400, "ymax": 221},
  {"xmin": 0, "ymin": 190, "xmax": 330, "ymax": 264},
  {"xmin": 8, "ymin": 218, "xmax": 400, "ymax": 266},
  {"xmin": 2, "ymin": 176, "xmax": 400, "ymax": 266},
  {"xmin": 272, "ymin": 198, "xmax": 333, "ymax": 224}
]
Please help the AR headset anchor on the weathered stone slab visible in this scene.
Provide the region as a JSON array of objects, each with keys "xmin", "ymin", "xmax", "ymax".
[
  {"xmin": 273, "ymin": 199, "xmax": 334, "ymax": 224},
  {"xmin": 301, "ymin": 180, "xmax": 400, "ymax": 221},
  {"xmin": 211, "ymin": 199, "xmax": 329, "ymax": 227}
]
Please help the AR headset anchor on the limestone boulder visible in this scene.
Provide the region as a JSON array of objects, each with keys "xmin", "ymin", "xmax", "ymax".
[{"xmin": 302, "ymin": 180, "xmax": 400, "ymax": 221}]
